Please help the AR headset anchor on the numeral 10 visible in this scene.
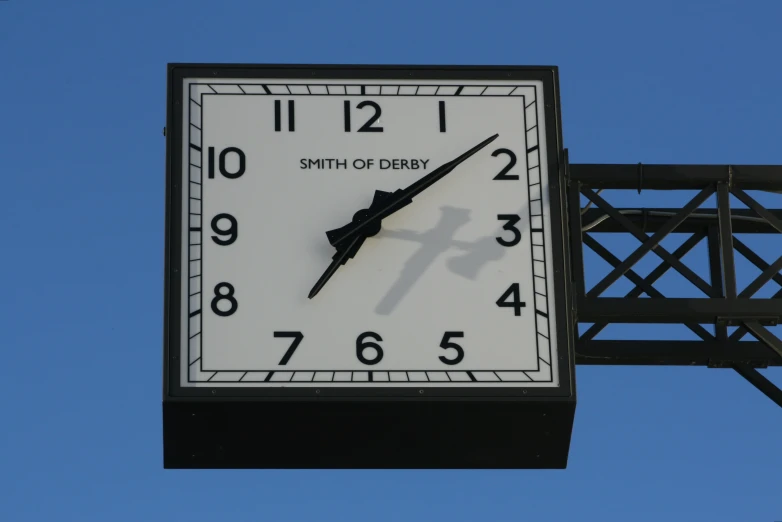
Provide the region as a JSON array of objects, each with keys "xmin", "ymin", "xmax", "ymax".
[{"xmin": 207, "ymin": 146, "xmax": 246, "ymax": 179}]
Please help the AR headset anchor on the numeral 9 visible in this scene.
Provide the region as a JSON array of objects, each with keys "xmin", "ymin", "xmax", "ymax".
[{"xmin": 211, "ymin": 213, "xmax": 238, "ymax": 246}]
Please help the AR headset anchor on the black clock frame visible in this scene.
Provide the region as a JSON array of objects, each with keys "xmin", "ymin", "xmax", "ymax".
[{"xmin": 163, "ymin": 63, "xmax": 576, "ymax": 469}]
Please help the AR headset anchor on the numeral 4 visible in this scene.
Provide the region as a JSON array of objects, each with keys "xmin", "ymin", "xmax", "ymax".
[{"xmin": 496, "ymin": 283, "xmax": 526, "ymax": 316}]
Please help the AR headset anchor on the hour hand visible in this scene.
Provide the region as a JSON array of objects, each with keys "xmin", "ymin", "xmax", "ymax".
[
  {"xmin": 310, "ymin": 191, "xmax": 402, "ymax": 299},
  {"xmin": 308, "ymin": 234, "xmax": 364, "ymax": 299}
]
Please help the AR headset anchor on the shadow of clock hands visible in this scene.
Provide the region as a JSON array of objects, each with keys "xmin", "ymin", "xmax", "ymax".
[
  {"xmin": 446, "ymin": 235, "xmax": 506, "ymax": 280},
  {"xmin": 373, "ymin": 202, "xmax": 529, "ymax": 314},
  {"xmin": 446, "ymin": 201, "xmax": 528, "ymax": 281},
  {"xmin": 374, "ymin": 206, "xmax": 472, "ymax": 315}
]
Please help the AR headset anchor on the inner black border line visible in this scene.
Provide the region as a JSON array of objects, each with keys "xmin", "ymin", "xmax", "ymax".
[{"xmin": 185, "ymin": 81, "xmax": 554, "ymax": 384}]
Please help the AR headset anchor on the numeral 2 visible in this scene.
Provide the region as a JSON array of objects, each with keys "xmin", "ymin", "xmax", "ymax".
[
  {"xmin": 344, "ymin": 101, "xmax": 383, "ymax": 132},
  {"xmin": 491, "ymin": 148, "xmax": 518, "ymax": 180}
]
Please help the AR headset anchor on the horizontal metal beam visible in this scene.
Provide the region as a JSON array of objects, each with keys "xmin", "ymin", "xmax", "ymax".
[
  {"xmin": 581, "ymin": 208, "xmax": 782, "ymax": 234},
  {"xmin": 570, "ymin": 164, "xmax": 782, "ymax": 191},
  {"xmin": 577, "ymin": 298, "xmax": 782, "ymax": 323},
  {"xmin": 576, "ymin": 340, "xmax": 782, "ymax": 366}
]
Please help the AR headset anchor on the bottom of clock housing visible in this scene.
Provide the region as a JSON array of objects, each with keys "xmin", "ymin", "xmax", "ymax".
[{"xmin": 163, "ymin": 397, "xmax": 576, "ymax": 469}]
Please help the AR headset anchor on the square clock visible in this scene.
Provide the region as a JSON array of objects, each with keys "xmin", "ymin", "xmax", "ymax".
[{"xmin": 163, "ymin": 64, "xmax": 576, "ymax": 469}]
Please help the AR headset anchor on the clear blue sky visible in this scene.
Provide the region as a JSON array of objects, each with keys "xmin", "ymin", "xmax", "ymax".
[{"xmin": 2, "ymin": 1, "xmax": 781, "ymax": 520}]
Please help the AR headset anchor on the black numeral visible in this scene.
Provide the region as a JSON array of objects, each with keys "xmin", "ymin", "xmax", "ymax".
[
  {"xmin": 491, "ymin": 148, "xmax": 518, "ymax": 180},
  {"xmin": 439, "ymin": 332, "xmax": 464, "ymax": 365},
  {"xmin": 438, "ymin": 100, "xmax": 446, "ymax": 132},
  {"xmin": 496, "ymin": 283, "xmax": 526, "ymax": 316},
  {"xmin": 274, "ymin": 331, "xmax": 303, "ymax": 365},
  {"xmin": 496, "ymin": 214, "xmax": 522, "ymax": 247},
  {"xmin": 274, "ymin": 100, "xmax": 295, "ymax": 132},
  {"xmin": 208, "ymin": 147, "xmax": 246, "ymax": 179},
  {"xmin": 210, "ymin": 213, "xmax": 238, "ymax": 246},
  {"xmin": 211, "ymin": 282, "xmax": 238, "ymax": 317},
  {"xmin": 344, "ymin": 101, "xmax": 383, "ymax": 132},
  {"xmin": 356, "ymin": 331, "xmax": 383, "ymax": 365}
]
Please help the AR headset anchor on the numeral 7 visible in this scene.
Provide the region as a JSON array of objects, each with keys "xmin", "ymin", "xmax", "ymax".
[{"xmin": 273, "ymin": 331, "xmax": 304, "ymax": 365}]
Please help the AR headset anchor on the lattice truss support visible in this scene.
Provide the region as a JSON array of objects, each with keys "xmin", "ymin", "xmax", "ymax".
[{"xmin": 566, "ymin": 153, "xmax": 782, "ymax": 407}]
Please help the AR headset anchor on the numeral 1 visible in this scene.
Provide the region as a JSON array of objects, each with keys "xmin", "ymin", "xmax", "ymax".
[{"xmin": 439, "ymin": 101, "xmax": 446, "ymax": 132}]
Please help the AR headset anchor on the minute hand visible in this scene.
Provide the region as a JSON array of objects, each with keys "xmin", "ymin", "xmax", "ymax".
[{"xmin": 328, "ymin": 133, "xmax": 499, "ymax": 248}]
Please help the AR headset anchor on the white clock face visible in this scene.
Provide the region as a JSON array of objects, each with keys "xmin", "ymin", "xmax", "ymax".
[{"xmin": 175, "ymin": 75, "xmax": 563, "ymax": 388}]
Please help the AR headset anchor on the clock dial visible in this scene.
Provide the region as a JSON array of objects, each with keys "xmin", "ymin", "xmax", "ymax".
[{"xmin": 177, "ymin": 77, "xmax": 561, "ymax": 388}]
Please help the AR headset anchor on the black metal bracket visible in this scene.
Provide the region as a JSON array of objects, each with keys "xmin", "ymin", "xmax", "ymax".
[{"xmin": 567, "ymin": 156, "xmax": 782, "ymax": 407}]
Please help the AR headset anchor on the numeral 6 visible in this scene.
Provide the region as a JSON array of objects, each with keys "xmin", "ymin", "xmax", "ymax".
[{"xmin": 356, "ymin": 332, "xmax": 384, "ymax": 365}]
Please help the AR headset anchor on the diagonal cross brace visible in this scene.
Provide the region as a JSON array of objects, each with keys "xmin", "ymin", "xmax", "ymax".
[
  {"xmin": 706, "ymin": 186, "xmax": 782, "ymax": 408},
  {"xmin": 585, "ymin": 185, "xmax": 717, "ymax": 297},
  {"xmin": 728, "ymin": 226, "xmax": 782, "ymax": 342},
  {"xmin": 580, "ymin": 232, "xmax": 705, "ymax": 341},
  {"xmin": 741, "ymin": 255, "xmax": 782, "ymax": 298},
  {"xmin": 581, "ymin": 188, "xmax": 719, "ymax": 297},
  {"xmin": 732, "ymin": 188, "xmax": 782, "ymax": 234},
  {"xmin": 730, "ymin": 288, "xmax": 782, "ymax": 342},
  {"xmin": 743, "ymin": 321, "xmax": 782, "ymax": 360},
  {"xmin": 732, "ymin": 363, "xmax": 782, "ymax": 409},
  {"xmin": 583, "ymin": 234, "xmax": 714, "ymax": 341},
  {"xmin": 733, "ymin": 237, "xmax": 782, "ymax": 288}
]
